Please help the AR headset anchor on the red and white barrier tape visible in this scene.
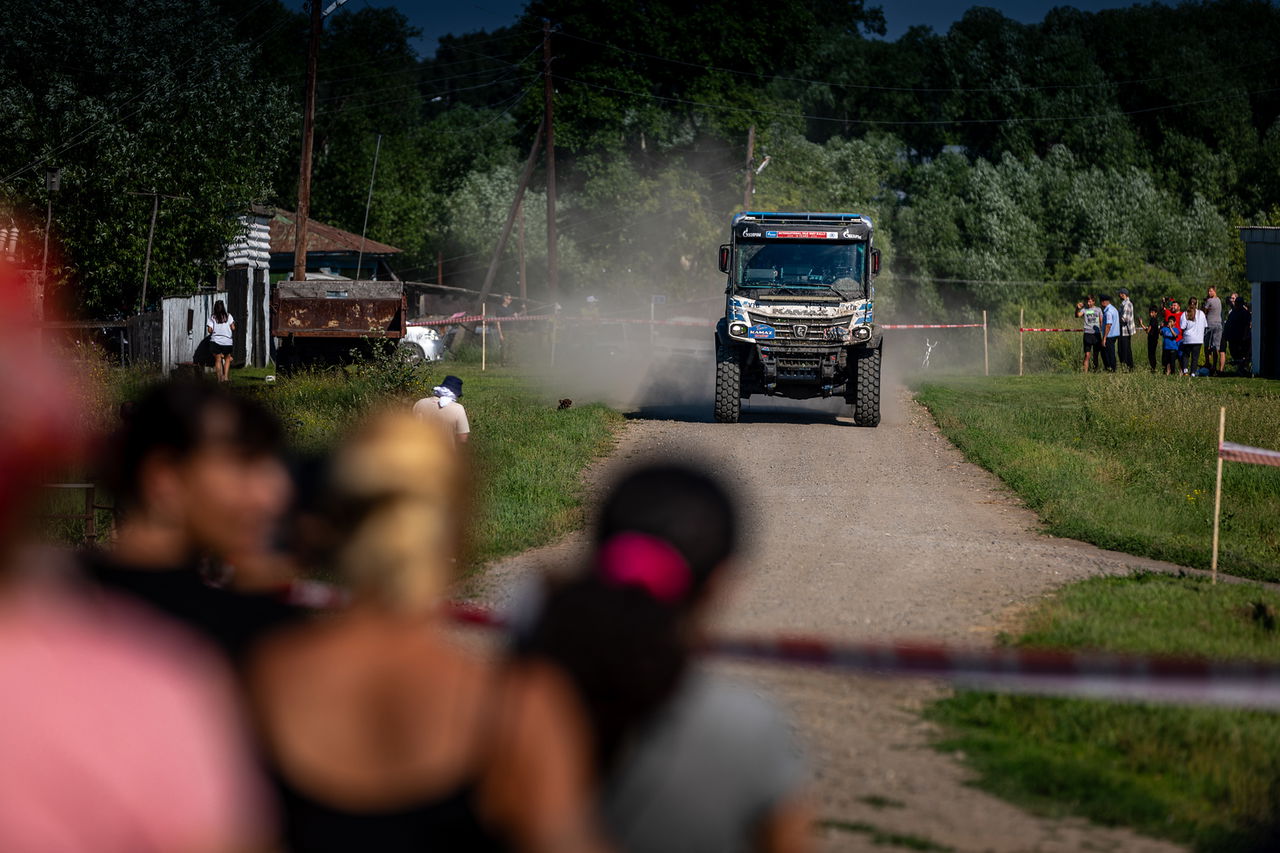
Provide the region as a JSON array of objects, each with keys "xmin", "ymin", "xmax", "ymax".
[
  {"xmin": 410, "ymin": 317, "xmax": 983, "ymax": 331},
  {"xmin": 278, "ymin": 580, "xmax": 1280, "ymax": 709},
  {"xmin": 882, "ymin": 323, "xmax": 983, "ymax": 330},
  {"xmin": 1020, "ymin": 327, "xmax": 1085, "ymax": 332},
  {"xmin": 1220, "ymin": 441, "xmax": 1280, "ymax": 468}
]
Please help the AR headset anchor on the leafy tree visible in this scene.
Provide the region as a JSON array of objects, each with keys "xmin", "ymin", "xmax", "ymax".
[{"xmin": 0, "ymin": 0, "xmax": 296, "ymax": 315}]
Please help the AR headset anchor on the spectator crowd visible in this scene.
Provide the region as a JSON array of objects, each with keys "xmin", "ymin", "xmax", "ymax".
[
  {"xmin": 0, "ymin": 262, "xmax": 811, "ymax": 853},
  {"xmin": 1076, "ymin": 287, "xmax": 1252, "ymax": 376}
]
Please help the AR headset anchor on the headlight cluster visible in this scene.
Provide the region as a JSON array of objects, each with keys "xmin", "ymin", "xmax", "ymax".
[
  {"xmin": 729, "ymin": 321, "xmax": 748, "ymax": 337},
  {"xmin": 851, "ymin": 325, "xmax": 872, "ymax": 341}
]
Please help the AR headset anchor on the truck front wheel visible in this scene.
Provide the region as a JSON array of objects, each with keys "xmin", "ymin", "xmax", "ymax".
[
  {"xmin": 850, "ymin": 343, "xmax": 881, "ymax": 427},
  {"xmin": 714, "ymin": 343, "xmax": 742, "ymax": 423}
]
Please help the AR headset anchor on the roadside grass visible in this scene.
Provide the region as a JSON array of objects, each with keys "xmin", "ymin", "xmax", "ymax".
[
  {"xmin": 913, "ymin": 374, "xmax": 1280, "ymax": 582},
  {"xmin": 54, "ymin": 361, "xmax": 622, "ymax": 568},
  {"xmin": 928, "ymin": 572, "xmax": 1280, "ymax": 852}
]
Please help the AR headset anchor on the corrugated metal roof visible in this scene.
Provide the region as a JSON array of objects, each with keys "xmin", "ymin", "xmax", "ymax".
[{"xmin": 269, "ymin": 210, "xmax": 402, "ymax": 256}]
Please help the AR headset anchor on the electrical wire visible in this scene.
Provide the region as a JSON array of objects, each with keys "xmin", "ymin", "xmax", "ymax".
[{"xmin": 556, "ymin": 29, "xmax": 1280, "ymax": 95}]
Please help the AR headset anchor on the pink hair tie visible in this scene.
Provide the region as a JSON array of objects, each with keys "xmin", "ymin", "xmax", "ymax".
[{"xmin": 597, "ymin": 532, "xmax": 691, "ymax": 603}]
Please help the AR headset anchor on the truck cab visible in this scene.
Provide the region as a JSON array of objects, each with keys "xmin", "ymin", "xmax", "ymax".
[{"xmin": 714, "ymin": 211, "xmax": 882, "ymax": 425}]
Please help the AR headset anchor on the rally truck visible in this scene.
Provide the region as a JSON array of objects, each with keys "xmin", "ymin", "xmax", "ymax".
[{"xmin": 714, "ymin": 211, "xmax": 882, "ymax": 425}]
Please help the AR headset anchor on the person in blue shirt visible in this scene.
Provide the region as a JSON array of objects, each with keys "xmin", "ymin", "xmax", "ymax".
[
  {"xmin": 1160, "ymin": 315, "xmax": 1181, "ymax": 375},
  {"xmin": 1098, "ymin": 294, "xmax": 1120, "ymax": 372}
]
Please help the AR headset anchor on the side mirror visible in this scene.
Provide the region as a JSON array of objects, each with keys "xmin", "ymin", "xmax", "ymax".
[
  {"xmin": 871, "ymin": 248, "xmax": 882, "ymax": 277},
  {"xmin": 718, "ymin": 244, "xmax": 731, "ymax": 275}
]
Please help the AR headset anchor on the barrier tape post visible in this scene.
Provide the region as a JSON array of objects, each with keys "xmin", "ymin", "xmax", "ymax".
[
  {"xmin": 1018, "ymin": 308, "xmax": 1024, "ymax": 377},
  {"xmin": 983, "ymin": 310, "xmax": 989, "ymax": 376},
  {"xmin": 480, "ymin": 302, "xmax": 487, "ymax": 372},
  {"xmin": 1212, "ymin": 406, "xmax": 1226, "ymax": 584},
  {"xmin": 549, "ymin": 309, "xmax": 558, "ymax": 368}
]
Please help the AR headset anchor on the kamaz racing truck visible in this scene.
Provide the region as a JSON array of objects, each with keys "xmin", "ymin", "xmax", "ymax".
[{"xmin": 714, "ymin": 211, "xmax": 882, "ymax": 426}]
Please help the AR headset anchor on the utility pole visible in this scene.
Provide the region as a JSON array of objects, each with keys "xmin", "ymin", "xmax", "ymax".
[
  {"xmin": 477, "ymin": 121, "xmax": 545, "ymax": 306},
  {"xmin": 743, "ymin": 124, "xmax": 756, "ymax": 209},
  {"xmin": 129, "ymin": 189, "xmax": 188, "ymax": 313},
  {"xmin": 517, "ymin": 197, "xmax": 527, "ymax": 302},
  {"xmin": 39, "ymin": 168, "xmax": 59, "ymax": 320},
  {"xmin": 542, "ymin": 19, "xmax": 559, "ymax": 307},
  {"xmin": 356, "ymin": 133, "xmax": 382, "ymax": 281},
  {"xmin": 293, "ymin": 0, "xmax": 322, "ymax": 282}
]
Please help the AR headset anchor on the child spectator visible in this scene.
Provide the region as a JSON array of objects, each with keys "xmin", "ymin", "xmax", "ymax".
[
  {"xmin": 1145, "ymin": 305, "xmax": 1161, "ymax": 372},
  {"xmin": 413, "ymin": 374, "xmax": 470, "ymax": 447},
  {"xmin": 1075, "ymin": 295, "xmax": 1102, "ymax": 372},
  {"xmin": 1160, "ymin": 316, "xmax": 1181, "ymax": 375}
]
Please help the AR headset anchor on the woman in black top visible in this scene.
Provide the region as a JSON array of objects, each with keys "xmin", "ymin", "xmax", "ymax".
[{"xmin": 247, "ymin": 414, "xmax": 608, "ymax": 853}]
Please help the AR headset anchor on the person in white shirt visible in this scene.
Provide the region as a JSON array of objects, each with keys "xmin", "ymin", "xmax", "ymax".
[
  {"xmin": 412, "ymin": 375, "xmax": 470, "ymax": 447},
  {"xmin": 206, "ymin": 300, "xmax": 235, "ymax": 383},
  {"xmin": 1179, "ymin": 297, "xmax": 1207, "ymax": 376}
]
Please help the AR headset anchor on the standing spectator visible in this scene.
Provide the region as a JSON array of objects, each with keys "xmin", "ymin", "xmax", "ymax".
[
  {"xmin": 247, "ymin": 414, "xmax": 608, "ymax": 853},
  {"xmin": 1116, "ymin": 288, "xmax": 1137, "ymax": 370},
  {"xmin": 413, "ymin": 374, "xmax": 470, "ymax": 447},
  {"xmin": 1160, "ymin": 315, "xmax": 1181, "ymax": 375},
  {"xmin": 207, "ymin": 300, "xmax": 235, "ymax": 383},
  {"xmin": 1075, "ymin": 295, "xmax": 1102, "ymax": 372},
  {"xmin": 1099, "ymin": 294, "xmax": 1120, "ymax": 372},
  {"xmin": 89, "ymin": 380, "xmax": 299, "ymax": 665},
  {"xmin": 1179, "ymin": 297, "xmax": 1207, "ymax": 376},
  {"xmin": 1203, "ymin": 286, "xmax": 1224, "ymax": 375},
  {"xmin": 1164, "ymin": 298, "xmax": 1184, "ymax": 341},
  {"xmin": 1224, "ymin": 293, "xmax": 1252, "ymax": 373},
  {"xmin": 1145, "ymin": 305, "xmax": 1162, "ymax": 372},
  {"xmin": 523, "ymin": 464, "xmax": 812, "ymax": 853}
]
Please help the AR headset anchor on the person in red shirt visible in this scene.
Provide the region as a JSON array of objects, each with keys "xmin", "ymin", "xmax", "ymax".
[{"xmin": 1163, "ymin": 299, "xmax": 1184, "ymax": 344}]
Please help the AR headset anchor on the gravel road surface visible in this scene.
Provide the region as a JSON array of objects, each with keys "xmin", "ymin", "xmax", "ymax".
[{"xmin": 470, "ymin": 363, "xmax": 1189, "ymax": 852}]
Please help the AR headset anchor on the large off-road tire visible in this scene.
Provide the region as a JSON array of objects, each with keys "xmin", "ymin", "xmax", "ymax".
[
  {"xmin": 714, "ymin": 343, "xmax": 742, "ymax": 423},
  {"xmin": 851, "ymin": 343, "xmax": 881, "ymax": 427}
]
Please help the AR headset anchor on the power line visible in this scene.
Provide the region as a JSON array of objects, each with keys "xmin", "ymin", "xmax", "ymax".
[
  {"xmin": 557, "ymin": 29, "xmax": 1280, "ymax": 95},
  {"xmin": 556, "ymin": 73, "xmax": 1280, "ymax": 128}
]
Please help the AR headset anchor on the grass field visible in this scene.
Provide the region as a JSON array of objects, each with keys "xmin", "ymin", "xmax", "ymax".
[
  {"xmin": 929, "ymin": 572, "xmax": 1280, "ymax": 852},
  {"xmin": 914, "ymin": 374, "xmax": 1280, "ymax": 581},
  {"xmin": 50, "ymin": 360, "xmax": 623, "ymax": 568}
]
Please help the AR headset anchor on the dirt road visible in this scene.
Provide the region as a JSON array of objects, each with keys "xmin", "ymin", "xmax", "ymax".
[{"xmin": 471, "ymin": 370, "xmax": 1188, "ymax": 852}]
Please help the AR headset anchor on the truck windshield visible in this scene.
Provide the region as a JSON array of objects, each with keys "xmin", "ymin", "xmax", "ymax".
[{"xmin": 735, "ymin": 241, "xmax": 866, "ymax": 299}]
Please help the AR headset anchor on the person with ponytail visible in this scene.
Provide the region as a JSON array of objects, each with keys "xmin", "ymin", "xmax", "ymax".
[
  {"xmin": 247, "ymin": 413, "xmax": 608, "ymax": 853},
  {"xmin": 206, "ymin": 300, "xmax": 235, "ymax": 383},
  {"xmin": 523, "ymin": 464, "xmax": 812, "ymax": 853}
]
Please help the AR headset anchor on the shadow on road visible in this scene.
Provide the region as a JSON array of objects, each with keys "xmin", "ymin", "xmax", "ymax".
[{"xmin": 627, "ymin": 400, "xmax": 850, "ymax": 426}]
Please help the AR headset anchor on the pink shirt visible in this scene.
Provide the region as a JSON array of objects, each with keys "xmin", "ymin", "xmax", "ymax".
[{"xmin": 0, "ymin": 582, "xmax": 272, "ymax": 853}]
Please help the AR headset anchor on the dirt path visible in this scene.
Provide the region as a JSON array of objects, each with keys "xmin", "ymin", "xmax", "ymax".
[{"xmin": 469, "ymin": 382, "xmax": 1188, "ymax": 852}]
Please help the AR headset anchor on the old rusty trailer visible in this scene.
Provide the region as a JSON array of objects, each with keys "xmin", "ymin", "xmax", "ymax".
[{"xmin": 272, "ymin": 281, "xmax": 407, "ymax": 370}]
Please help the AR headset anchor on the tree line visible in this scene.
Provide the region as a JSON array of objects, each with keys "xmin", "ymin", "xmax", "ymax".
[{"xmin": 2, "ymin": 0, "xmax": 1278, "ymax": 320}]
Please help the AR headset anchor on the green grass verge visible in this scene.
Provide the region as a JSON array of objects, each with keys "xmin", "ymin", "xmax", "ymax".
[
  {"xmin": 914, "ymin": 374, "xmax": 1280, "ymax": 582},
  {"xmin": 240, "ymin": 364, "xmax": 623, "ymax": 567},
  {"xmin": 71, "ymin": 362, "xmax": 622, "ymax": 568},
  {"xmin": 928, "ymin": 573, "xmax": 1280, "ymax": 852}
]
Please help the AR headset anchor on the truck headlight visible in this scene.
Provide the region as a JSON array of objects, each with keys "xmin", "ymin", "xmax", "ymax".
[
  {"xmin": 851, "ymin": 326, "xmax": 872, "ymax": 341},
  {"xmin": 729, "ymin": 322, "xmax": 748, "ymax": 337}
]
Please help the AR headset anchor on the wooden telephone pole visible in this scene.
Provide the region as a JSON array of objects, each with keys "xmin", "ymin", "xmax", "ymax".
[
  {"xmin": 743, "ymin": 124, "xmax": 756, "ymax": 209},
  {"xmin": 293, "ymin": 0, "xmax": 322, "ymax": 282},
  {"xmin": 543, "ymin": 20, "xmax": 559, "ymax": 307}
]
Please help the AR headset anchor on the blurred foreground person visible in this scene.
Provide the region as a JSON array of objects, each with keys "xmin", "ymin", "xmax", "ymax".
[
  {"xmin": 248, "ymin": 413, "xmax": 608, "ymax": 853},
  {"xmin": 524, "ymin": 464, "xmax": 812, "ymax": 853},
  {"xmin": 0, "ymin": 266, "xmax": 271, "ymax": 852},
  {"xmin": 91, "ymin": 379, "xmax": 298, "ymax": 664}
]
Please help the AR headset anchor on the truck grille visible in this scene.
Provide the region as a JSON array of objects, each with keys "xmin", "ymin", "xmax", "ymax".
[{"xmin": 754, "ymin": 316, "xmax": 853, "ymax": 342}]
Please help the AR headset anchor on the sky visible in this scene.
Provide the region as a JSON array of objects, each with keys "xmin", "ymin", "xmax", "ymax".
[{"xmin": 363, "ymin": 0, "xmax": 1148, "ymax": 57}]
